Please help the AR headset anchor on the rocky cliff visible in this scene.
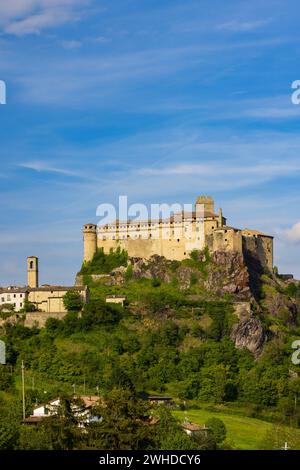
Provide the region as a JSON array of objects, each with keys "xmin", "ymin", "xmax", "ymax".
[{"xmin": 76, "ymin": 249, "xmax": 300, "ymax": 358}]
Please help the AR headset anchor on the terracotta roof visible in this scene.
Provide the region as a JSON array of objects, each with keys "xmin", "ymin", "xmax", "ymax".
[
  {"xmin": 1, "ymin": 286, "xmax": 87, "ymax": 293},
  {"xmin": 78, "ymin": 396, "xmax": 100, "ymax": 408},
  {"xmin": 28, "ymin": 286, "xmax": 86, "ymax": 292},
  {"xmin": 0, "ymin": 287, "xmax": 27, "ymax": 293},
  {"xmin": 182, "ymin": 422, "xmax": 208, "ymax": 431}
]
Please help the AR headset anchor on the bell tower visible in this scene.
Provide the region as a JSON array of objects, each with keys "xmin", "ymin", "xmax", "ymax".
[{"xmin": 27, "ymin": 256, "xmax": 39, "ymax": 288}]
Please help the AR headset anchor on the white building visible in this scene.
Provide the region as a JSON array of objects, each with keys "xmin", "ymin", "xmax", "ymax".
[
  {"xmin": 25, "ymin": 396, "xmax": 101, "ymax": 427},
  {"xmin": 0, "ymin": 287, "xmax": 27, "ymax": 312}
]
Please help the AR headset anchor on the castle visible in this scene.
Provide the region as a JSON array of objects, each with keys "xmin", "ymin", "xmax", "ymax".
[{"xmin": 83, "ymin": 196, "xmax": 273, "ymax": 270}]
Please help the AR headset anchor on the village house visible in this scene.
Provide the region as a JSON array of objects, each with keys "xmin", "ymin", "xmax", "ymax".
[{"xmin": 24, "ymin": 396, "xmax": 101, "ymax": 427}]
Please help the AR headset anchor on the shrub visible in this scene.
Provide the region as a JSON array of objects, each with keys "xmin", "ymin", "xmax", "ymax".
[
  {"xmin": 205, "ymin": 417, "xmax": 227, "ymax": 444},
  {"xmin": 63, "ymin": 290, "xmax": 83, "ymax": 312},
  {"xmin": 79, "ymin": 247, "xmax": 128, "ymax": 275}
]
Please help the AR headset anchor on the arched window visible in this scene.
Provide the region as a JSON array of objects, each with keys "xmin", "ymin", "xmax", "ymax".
[{"xmin": 29, "ymin": 261, "xmax": 34, "ymax": 269}]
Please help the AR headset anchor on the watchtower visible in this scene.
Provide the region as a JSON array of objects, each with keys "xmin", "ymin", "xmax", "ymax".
[
  {"xmin": 83, "ymin": 224, "xmax": 97, "ymax": 262},
  {"xmin": 195, "ymin": 196, "xmax": 215, "ymax": 217}
]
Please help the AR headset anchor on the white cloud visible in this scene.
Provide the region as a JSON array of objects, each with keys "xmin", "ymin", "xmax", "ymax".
[
  {"xmin": 18, "ymin": 160, "xmax": 79, "ymax": 177},
  {"xmin": 0, "ymin": 0, "xmax": 90, "ymax": 36},
  {"xmin": 282, "ymin": 222, "xmax": 300, "ymax": 244},
  {"xmin": 216, "ymin": 18, "xmax": 272, "ymax": 33}
]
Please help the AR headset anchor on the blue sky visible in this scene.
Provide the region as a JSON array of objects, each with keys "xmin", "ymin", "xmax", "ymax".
[{"xmin": 1, "ymin": 0, "xmax": 300, "ymax": 285}]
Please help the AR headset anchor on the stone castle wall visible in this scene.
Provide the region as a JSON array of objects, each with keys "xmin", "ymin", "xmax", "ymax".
[{"xmin": 83, "ymin": 196, "xmax": 274, "ymax": 270}]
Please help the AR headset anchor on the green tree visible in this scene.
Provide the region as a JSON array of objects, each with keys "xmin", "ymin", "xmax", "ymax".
[
  {"xmin": 63, "ymin": 290, "xmax": 83, "ymax": 312},
  {"xmin": 79, "ymin": 247, "xmax": 128, "ymax": 275},
  {"xmin": 18, "ymin": 425, "xmax": 53, "ymax": 450},
  {"xmin": 205, "ymin": 417, "xmax": 227, "ymax": 444},
  {"xmin": 87, "ymin": 388, "xmax": 155, "ymax": 450},
  {"xmin": 0, "ymin": 365, "xmax": 13, "ymax": 391},
  {"xmin": 0, "ymin": 304, "xmax": 15, "ymax": 319},
  {"xmin": 198, "ymin": 364, "xmax": 229, "ymax": 403},
  {"xmin": 21, "ymin": 397, "xmax": 82, "ymax": 450},
  {"xmin": 155, "ymin": 407, "xmax": 196, "ymax": 450},
  {"xmin": 22, "ymin": 300, "xmax": 37, "ymax": 312},
  {"xmin": 0, "ymin": 400, "xmax": 20, "ymax": 449}
]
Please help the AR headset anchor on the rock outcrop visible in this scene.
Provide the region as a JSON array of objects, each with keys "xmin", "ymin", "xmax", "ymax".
[
  {"xmin": 204, "ymin": 251, "xmax": 250, "ymax": 299},
  {"xmin": 230, "ymin": 316, "xmax": 265, "ymax": 357}
]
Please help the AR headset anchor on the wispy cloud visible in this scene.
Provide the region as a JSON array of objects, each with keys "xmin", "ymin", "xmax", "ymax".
[
  {"xmin": 18, "ymin": 161, "xmax": 80, "ymax": 177},
  {"xmin": 12, "ymin": 38, "xmax": 288, "ymax": 106},
  {"xmin": 0, "ymin": 0, "xmax": 91, "ymax": 36},
  {"xmin": 216, "ymin": 18, "xmax": 273, "ymax": 33},
  {"xmin": 137, "ymin": 160, "xmax": 300, "ymax": 178}
]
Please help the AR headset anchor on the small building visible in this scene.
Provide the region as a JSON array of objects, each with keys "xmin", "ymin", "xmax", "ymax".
[
  {"xmin": 0, "ymin": 287, "xmax": 27, "ymax": 312},
  {"xmin": 147, "ymin": 395, "xmax": 173, "ymax": 405},
  {"xmin": 182, "ymin": 421, "xmax": 209, "ymax": 437},
  {"xmin": 105, "ymin": 295, "xmax": 127, "ymax": 307}
]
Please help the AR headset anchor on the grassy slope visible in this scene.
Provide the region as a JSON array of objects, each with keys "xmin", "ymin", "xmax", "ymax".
[{"xmin": 173, "ymin": 409, "xmax": 300, "ymax": 450}]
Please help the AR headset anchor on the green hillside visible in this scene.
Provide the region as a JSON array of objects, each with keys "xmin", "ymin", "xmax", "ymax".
[{"xmin": 1, "ymin": 248, "xmax": 300, "ymax": 449}]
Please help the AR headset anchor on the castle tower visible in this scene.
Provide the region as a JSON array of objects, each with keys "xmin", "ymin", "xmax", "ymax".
[
  {"xmin": 83, "ymin": 224, "xmax": 97, "ymax": 262},
  {"xmin": 195, "ymin": 196, "xmax": 215, "ymax": 217},
  {"xmin": 27, "ymin": 256, "xmax": 38, "ymax": 288}
]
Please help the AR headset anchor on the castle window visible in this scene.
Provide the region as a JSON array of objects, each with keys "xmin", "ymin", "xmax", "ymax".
[
  {"xmin": 177, "ymin": 239, "xmax": 180, "ymax": 242},
  {"xmin": 225, "ymin": 238, "xmax": 227, "ymax": 242},
  {"xmin": 212, "ymin": 226, "xmax": 214, "ymax": 229},
  {"xmin": 20, "ymin": 303, "xmax": 22, "ymax": 307}
]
